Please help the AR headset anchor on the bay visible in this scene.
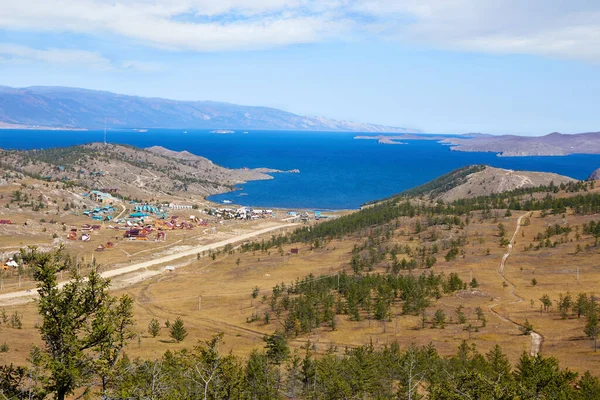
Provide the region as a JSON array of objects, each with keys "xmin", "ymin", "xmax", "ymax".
[{"xmin": 2, "ymin": 129, "xmax": 600, "ymax": 210}]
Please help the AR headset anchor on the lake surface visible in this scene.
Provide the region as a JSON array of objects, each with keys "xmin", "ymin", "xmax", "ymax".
[{"xmin": 2, "ymin": 129, "xmax": 600, "ymax": 209}]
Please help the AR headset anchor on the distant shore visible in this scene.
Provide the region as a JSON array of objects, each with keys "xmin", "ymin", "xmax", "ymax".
[{"xmin": 0, "ymin": 124, "xmax": 88, "ymax": 131}]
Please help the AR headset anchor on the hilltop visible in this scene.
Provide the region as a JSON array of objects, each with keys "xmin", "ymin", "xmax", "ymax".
[
  {"xmin": 375, "ymin": 165, "xmax": 576, "ymax": 204},
  {"xmin": 441, "ymin": 131, "xmax": 600, "ymax": 156},
  {"xmin": 0, "ymin": 86, "xmax": 418, "ymax": 133},
  {"xmin": 0, "ymin": 143, "xmax": 281, "ymax": 198},
  {"xmin": 434, "ymin": 165, "xmax": 576, "ymax": 202}
]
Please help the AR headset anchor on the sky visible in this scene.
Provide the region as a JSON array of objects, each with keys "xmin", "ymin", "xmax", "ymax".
[{"xmin": 1, "ymin": 0, "xmax": 600, "ymax": 135}]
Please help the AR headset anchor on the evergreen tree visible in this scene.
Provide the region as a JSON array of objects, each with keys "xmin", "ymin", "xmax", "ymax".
[
  {"xmin": 584, "ymin": 312, "xmax": 599, "ymax": 352},
  {"xmin": 31, "ymin": 247, "xmax": 134, "ymax": 400},
  {"xmin": 575, "ymin": 371, "xmax": 600, "ymax": 400},
  {"xmin": 485, "ymin": 344, "xmax": 512, "ymax": 380},
  {"xmin": 514, "ymin": 353, "xmax": 577, "ymax": 399},
  {"xmin": 540, "ymin": 294, "xmax": 552, "ymax": 312},
  {"xmin": 432, "ymin": 309, "xmax": 446, "ymax": 329},
  {"xmin": 148, "ymin": 318, "xmax": 160, "ymax": 338},
  {"xmin": 455, "ymin": 305, "xmax": 466, "ymax": 324},
  {"xmin": 519, "ymin": 319, "xmax": 533, "ymax": 335},
  {"xmin": 264, "ymin": 331, "xmax": 290, "ymax": 366},
  {"xmin": 245, "ymin": 350, "xmax": 278, "ymax": 399},
  {"xmin": 169, "ymin": 317, "xmax": 188, "ymax": 343}
]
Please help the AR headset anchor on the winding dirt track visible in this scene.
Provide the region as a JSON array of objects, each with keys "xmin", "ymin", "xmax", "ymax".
[
  {"xmin": 0, "ymin": 222, "xmax": 297, "ymax": 306},
  {"xmin": 489, "ymin": 213, "xmax": 543, "ymax": 356}
]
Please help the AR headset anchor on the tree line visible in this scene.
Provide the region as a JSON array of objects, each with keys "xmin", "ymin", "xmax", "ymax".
[{"xmin": 5, "ymin": 330, "xmax": 600, "ymax": 399}]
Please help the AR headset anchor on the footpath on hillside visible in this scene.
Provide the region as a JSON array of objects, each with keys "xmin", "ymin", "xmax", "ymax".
[{"xmin": 489, "ymin": 212, "xmax": 543, "ymax": 356}]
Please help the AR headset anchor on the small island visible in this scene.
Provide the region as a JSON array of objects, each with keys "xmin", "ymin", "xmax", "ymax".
[
  {"xmin": 248, "ymin": 167, "xmax": 300, "ymax": 174},
  {"xmin": 355, "ymin": 134, "xmax": 447, "ymax": 145},
  {"xmin": 354, "ymin": 135, "xmax": 406, "ymax": 145}
]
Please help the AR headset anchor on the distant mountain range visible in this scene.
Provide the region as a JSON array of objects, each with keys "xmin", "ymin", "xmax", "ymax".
[
  {"xmin": 0, "ymin": 85, "xmax": 418, "ymax": 133},
  {"xmin": 441, "ymin": 131, "xmax": 600, "ymax": 156}
]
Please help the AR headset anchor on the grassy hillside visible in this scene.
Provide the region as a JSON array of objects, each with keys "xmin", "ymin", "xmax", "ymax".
[
  {"xmin": 0, "ymin": 143, "xmax": 274, "ymax": 198},
  {"xmin": 2, "ymin": 166, "xmax": 600, "ymax": 398}
]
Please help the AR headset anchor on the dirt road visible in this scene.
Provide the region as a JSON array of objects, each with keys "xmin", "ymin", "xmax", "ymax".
[
  {"xmin": 490, "ymin": 213, "xmax": 543, "ymax": 356},
  {"xmin": 0, "ymin": 222, "xmax": 297, "ymax": 306}
]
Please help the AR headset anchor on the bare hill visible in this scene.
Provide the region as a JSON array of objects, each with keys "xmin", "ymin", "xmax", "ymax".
[
  {"xmin": 389, "ymin": 165, "xmax": 577, "ymax": 203},
  {"xmin": 0, "ymin": 143, "xmax": 279, "ymax": 198},
  {"xmin": 438, "ymin": 166, "xmax": 577, "ymax": 202}
]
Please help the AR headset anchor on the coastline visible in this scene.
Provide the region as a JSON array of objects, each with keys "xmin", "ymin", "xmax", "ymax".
[
  {"xmin": 3, "ymin": 130, "xmax": 599, "ymax": 210},
  {"xmin": 0, "ymin": 125, "xmax": 89, "ymax": 131}
]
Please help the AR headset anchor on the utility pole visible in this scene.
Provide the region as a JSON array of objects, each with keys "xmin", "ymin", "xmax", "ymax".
[
  {"xmin": 314, "ymin": 360, "xmax": 317, "ymax": 392},
  {"xmin": 104, "ymin": 117, "xmax": 107, "ymax": 145},
  {"xmin": 576, "ymin": 265, "xmax": 579, "ymax": 281}
]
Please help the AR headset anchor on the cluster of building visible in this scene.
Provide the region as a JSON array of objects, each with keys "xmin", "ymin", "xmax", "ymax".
[
  {"xmin": 67, "ymin": 224, "xmax": 101, "ymax": 241},
  {"xmin": 84, "ymin": 190, "xmax": 117, "ymax": 204},
  {"xmin": 83, "ymin": 205, "xmax": 117, "ymax": 221},
  {"xmin": 207, "ymin": 207, "xmax": 275, "ymax": 220},
  {"xmin": 166, "ymin": 203, "xmax": 194, "ymax": 210},
  {"xmin": 129, "ymin": 204, "xmax": 169, "ymax": 220},
  {"xmin": 124, "ymin": 216, "xmax": 198, "ymax": 241}
]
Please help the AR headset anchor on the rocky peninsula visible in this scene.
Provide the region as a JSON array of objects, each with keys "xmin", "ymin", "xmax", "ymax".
[{"xmin": 441, "ymin": 131, "xmax": 600, "ymax": 156}]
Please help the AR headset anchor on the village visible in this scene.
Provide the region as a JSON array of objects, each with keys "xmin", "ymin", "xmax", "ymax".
[{"xmin": 0, "ymin": 184, "xmax": 331, "ymax": 274}]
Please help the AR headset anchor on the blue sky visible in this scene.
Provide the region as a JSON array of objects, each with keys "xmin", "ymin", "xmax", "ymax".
[{"xmin": 1, "ymin": 0, "xmax": 599, "ymax": 135}]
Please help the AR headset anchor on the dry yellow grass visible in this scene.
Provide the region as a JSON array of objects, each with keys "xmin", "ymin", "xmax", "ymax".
[
  {"xmin": 1, "ymin": 177, "xmax": 600, "ymax": 378},
  {"xmin": 0, "ymin": 212, "xmax": 547, "ymax": 366}
]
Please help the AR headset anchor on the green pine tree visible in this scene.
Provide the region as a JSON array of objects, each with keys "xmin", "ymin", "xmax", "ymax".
[{"xmin": 169, "ymin": 317, "xmax": 188, "ymax": 343}]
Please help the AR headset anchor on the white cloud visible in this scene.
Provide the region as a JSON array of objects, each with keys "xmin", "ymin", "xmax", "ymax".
[
  {"xmin": 1, "ymin": 0, "xmax": 600, "ymax": 61},
  {"xmin": 0, "ymin": 43, "xmax": 167, "ymax": 72},
  {"xmin": 356, "ymin": 0, "xmax": 600, "ymax": 62},
  {"xmin": 0, "ymin": 43, "xmax": 112, "ymax": 69},
  {"xmin": 0, "ymin": 0, "xmax": 351, "ymax": 51}
]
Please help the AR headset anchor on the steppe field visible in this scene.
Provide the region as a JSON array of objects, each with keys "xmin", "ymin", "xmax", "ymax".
[{"xmin": 1, "ymin": 173, "xmax": 600, "ymax": 377}]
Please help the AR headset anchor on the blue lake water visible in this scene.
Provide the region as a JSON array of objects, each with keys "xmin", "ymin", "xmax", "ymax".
[{"xmin": 2, "ymin": 129, "xmax": 600, "ymax": 209}]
